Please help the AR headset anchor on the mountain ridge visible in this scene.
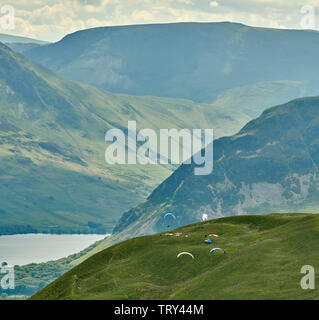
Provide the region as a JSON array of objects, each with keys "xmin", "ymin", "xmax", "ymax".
[{"xmin": 25, "ymin": 21, "xmax": 319, "ymax": 103}]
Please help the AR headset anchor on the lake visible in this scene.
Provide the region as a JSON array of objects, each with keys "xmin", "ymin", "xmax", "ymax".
[{"xmin": 0, "ymin": 233, "xmax": 108, "ymax": 266}]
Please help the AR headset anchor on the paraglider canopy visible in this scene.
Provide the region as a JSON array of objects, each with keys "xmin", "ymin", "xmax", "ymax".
[
  {"xmin": 164, "ymin": 212, "xmax": 176, "ymax": 219},
  {"xmin": 202, "ymin": 214, "xmax": 208, "ymax": 221},
  {"xmin": 209, "ymin": 248, "xmax": 226, "ymax": 255},
  {"xmin": 209, "ymin": 234, "xmax": 219, "ymax": 238},
  {"xmin": 177, "ymin": 252, "xmax": 194, "ymax": 259},
  {"xmin": 164, "ymin": 213, "xmax": 176, "ymax": 228},
  {"xmin": 204, "ymin": 239, "xmax": 212, "ymax": 244}
]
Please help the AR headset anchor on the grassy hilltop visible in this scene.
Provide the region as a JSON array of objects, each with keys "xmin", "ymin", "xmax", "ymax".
[{"xmin": 31, "ymin": 213, "xmax": 319, "ymax": 300}]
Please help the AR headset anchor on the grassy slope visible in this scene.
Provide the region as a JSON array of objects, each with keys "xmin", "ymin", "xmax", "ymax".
[
  {"xmin": 31, "ymin": 213, "xmax": 319, "ymax": 300},
  {"xmin": 211, "ymin": 80, "xmax": 316, "ymax": 118}
]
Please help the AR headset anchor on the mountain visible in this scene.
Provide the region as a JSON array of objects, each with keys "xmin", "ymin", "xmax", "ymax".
[
  {"xmin": 0, "ymin": 33, "xmax": 48, "ymax": 44},
  {"xmin": 101, "ymin": 94, "xmax": 319, "ymax": 247},
  {"xmin": 25, "ymin": 22, "xmax": 319, "ymax": 103},
  {"xmin": 0, "ymin": 42, "xmax": 250, "ymax": 235},
  {"xmin": 0, "ymin": 33, "xmax": 49, "ymax": 53},
  {"xmin": 30, "ymin": 213, "xmax": 319, "ymax": 300},
  {"xmin": 6, "ymin": 43, "xmax": 44, "ymax": 54}
]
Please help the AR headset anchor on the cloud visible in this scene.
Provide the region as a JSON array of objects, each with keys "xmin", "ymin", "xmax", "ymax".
[
  {"xmin": 209, "ymin": 1, "xmax": 219, "ymax": 8},
  {"xmin": 177, "ymin": 0, "xmax": 194, "ymax": 4},
  {"xmin": 132, "ymin": 10, "xmax": 154, "ymax": 22}
]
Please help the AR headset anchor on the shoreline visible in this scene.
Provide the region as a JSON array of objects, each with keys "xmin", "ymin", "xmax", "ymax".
[{"xmin": 0, "ymin": 233, "xmax": 110, "ymax": 266}]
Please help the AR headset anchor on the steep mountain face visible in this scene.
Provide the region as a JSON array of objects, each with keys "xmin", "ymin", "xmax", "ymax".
[
  {"xmin": 0, "ymin": 43, "xmax": 249, "ymax": 234},
  {"xmin": 25, "ymin": 22, "xmax": 319, "ymax": 103},
  {"xmin": 112, "ymin": 96, "xmax": 319, "ymax": 239}
]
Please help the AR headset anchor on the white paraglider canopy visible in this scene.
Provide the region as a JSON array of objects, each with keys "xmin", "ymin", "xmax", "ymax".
[{"xmin": 177, "ymin": 252, "xmax": 195, "ymax": 259}]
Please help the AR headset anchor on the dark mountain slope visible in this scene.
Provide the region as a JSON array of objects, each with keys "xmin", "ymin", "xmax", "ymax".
[{"xmin": 112, "ymin": 95, "xmax": 319, "ymax": 239}]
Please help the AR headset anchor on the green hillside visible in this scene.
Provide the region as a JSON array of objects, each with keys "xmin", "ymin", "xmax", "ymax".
[
  {"xmin": 25, "ymin": 22, "xmax": 319, "ymax": 103},
  {"xmin": 31, "ymin": 213, "xmax": 319, "ymax": 300},
  {"xmin": 210, "ymin": 80, "xmax": 315, "ymax": 118},
  {"xmin": 0, "ymin": 42, "xmax": 252, "ymax": 234}
]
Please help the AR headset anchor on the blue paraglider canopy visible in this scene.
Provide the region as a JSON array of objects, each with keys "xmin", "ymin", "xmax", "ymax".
[
  {"xmin": 209, "ymin": 248, "xmax": 226, "ymax": 255},
  {"xmin": 204, "ymin": 239, "xmax": 212, "ymax": 244}
]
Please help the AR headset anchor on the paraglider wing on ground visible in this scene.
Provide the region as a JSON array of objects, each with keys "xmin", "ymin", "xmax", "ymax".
[
  {"xmin": 209, "ymin": 234, "xmax": 219, "ymax": 238},
  {"xmin": 209, "ymin": 248, "xmax": 226, "ymax": 255},
  {"xmin": 177, "ymin": 252, "xmax": 195, "ymax": 259}
]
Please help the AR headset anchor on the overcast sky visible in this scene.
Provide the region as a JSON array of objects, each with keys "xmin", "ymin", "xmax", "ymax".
[{"xmin": 3, "ymin": 0, "xmax": 319, "ymax": 42}]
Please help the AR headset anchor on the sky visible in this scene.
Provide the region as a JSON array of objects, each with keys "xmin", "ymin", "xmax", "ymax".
[{"xmin": 2, "ymin": 0, "xmax": 319, "ymax": 42}]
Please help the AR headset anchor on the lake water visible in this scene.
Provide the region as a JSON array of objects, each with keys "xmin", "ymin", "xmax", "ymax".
[{"xmin": 0, "ymin": 233, "xmax": 108, "ymax": 266}]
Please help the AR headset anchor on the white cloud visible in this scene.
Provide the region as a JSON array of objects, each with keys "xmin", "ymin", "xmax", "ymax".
[
  {"xmin": 132, "ymin": 10, "xmax": 154, "ymax": 21},
  {"xmin": 209, "ymin": 1, "xmax": 219, "ymax": 8},
  {"xmin": 177, "ymin": 0, "xmax": 194, "ymax": 4}
]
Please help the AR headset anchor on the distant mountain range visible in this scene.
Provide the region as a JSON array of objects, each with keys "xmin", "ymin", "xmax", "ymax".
[
  {"xmin": 25, "ymin": 22, "xmax": 319, "ymax": 103},
  {"xmin": 0, "ymin": 33, "xmax": 48, "ymax": 44},
  {"xmin": 0, "ymin": 33, "xmax": 49, "ymax": 53}
]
